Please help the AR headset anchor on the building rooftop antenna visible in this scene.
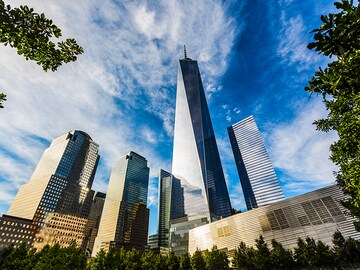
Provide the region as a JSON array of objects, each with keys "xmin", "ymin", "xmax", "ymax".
[{"xmin": 184, "ymin": 45, "xmax": 187, "ymax": 59}]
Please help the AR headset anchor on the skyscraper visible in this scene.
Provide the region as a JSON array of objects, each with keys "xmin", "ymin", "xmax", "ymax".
[
  {"xmin": 169, "ymin": 51, "xmax": 232, "ymax": 255},
  {"xmin": 84, "ymin": 191, "xmax": 106, "ymax": 254},
  {"xmin": 172, "ymin": 52, "xmax": 232, "ymax": 221},
  {"xmin": 157, "ymin": 170, "xmax": 184, "ymax": 248},
  {"xmin": 8, "ymin": 130, "xmax": 99, "ymax": 226},
  {"xmin": 228, "ymin": 115, "xmax": 284, "ymax": 210},
  {"xmin": 92, "ymin": 151, "xmax": 150, "ymax": 255}
]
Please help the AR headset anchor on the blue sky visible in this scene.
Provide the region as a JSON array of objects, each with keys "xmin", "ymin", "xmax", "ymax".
[{"xmin": 0, "ymin": 0, "xmax": 338, "ymax": 235}]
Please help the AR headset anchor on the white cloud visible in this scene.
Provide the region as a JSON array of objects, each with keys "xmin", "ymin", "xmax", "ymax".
[
  {"xmin": 0, "ymin": 155, "xmax": 34, "ymax": 201},
  {"xmin": 278, "ymin": 0, "xmax": 295, "ymax": 6},
  {"xmin": 147, "ymin": 177, "xmax": 159, "ymax": 207},
  {"xmin": 277, "ymin": 12, "xmax": 321, "ymax": 71},
  {"xmin": 205, "ymin": 83, "xmax": 223, "ymax": 99},
  {"xmin": 226, "ymin": 114, "xmax": 232, "ymax": 122},
  {"xmin": 223, "ymin": 106, "xmax": 241, "ymax": 123},
  {"xmin": 0, "ymin": 0, "xmax": 241, "ymax": 214},
  {"xmin": 141, "ymin": 127, "xmax": 158, "ymax": 144},
  {"xmin": 266, "ymin": 100, "xmax": 338, "ymax": 194}
]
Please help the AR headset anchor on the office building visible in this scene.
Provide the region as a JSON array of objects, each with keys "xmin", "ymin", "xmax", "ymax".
[
  {"xmin": 228, "ymin": 116, "xmax": 284, "ymax": 210},
  {"xmin": 157, "ymin": 170, "xmax": 184, "ymax": 248},
  {"xmin": 84, "ymin": 191, "xmax": 106, "ymax": 255},
  {"xmin": 0, "ymin": 214, "xmax": 36, "ymax": 249},
  {"xmin": 147, "ymin": 233, "xmax": 170, "ymax": 254},
  {"xmin": 172, "ymin": 51, "xmax": 232, "ymax": 219},
  {"xmin": 32, "ymin": 212, "xmax": 88, "ymax": 250},
  {"xmin": 92, "ymin": 152, "xmax": 150, "ymax": 255},
  {"xmin": 189, "ymin": 185, "xmax": 360, "ymax": 257},
  {"xmin": 8, "ymin": 130, "xmax": 99, "ymax": 222},
  {"xmin": 148, "ymin": 233, "xmax": 159, "ymax": 249},
  {"xmin": 5, "ymin": 130, "xmax": 99, "ymax": 248},
  {"xmin": 158, "ymin": 170, "xmax": 172, "ymax": 248},
  {"xmin": 170, "ymin": 51, "xmax": 232, "ymax": 255}
]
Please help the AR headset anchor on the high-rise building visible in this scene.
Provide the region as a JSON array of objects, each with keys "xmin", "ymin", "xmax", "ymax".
[
  {"xmin": 157, "ymin": 170, "xmax": 184, "ymax": 248},
  {"xmin": 158, "ymin": 170, "xmax": 172, "ymax": 248},
  {"xmin": 170, "ymin": 51, "xmax": 232, "ymax": 255},
  {"xmin": 227, "ymin": 115, "xmax": 284, "ymax": 210},
  {"xmin": 92, "ymin": 151, "xmax": 150, "ymax": 255},
  {"xmin": 84, "ymin": 191, "xmax": 106, "ymax": 255},
  {"xmin": 172, "ymin": 52, "xmax": 232, "ymax": 220},
  {"xmin": 7, "ymin": 130, "xmax": 99, "ymax": 234}
]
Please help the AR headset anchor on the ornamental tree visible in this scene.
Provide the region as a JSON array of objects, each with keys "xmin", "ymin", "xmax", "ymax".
[{"xmin": 306, "ymin": 0, "xmax": 360, "ymax": 230}]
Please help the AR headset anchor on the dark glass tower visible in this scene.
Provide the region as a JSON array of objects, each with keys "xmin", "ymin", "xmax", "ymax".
[
  {"xmin": 84, "ymin": 191, "xmax": 106, "ymax": 254},
  {"xmin": 172, "ymin": 54, "xmax": 232, "ymax": 220},
  {"xmin": 93, "ymin": 151, "xmax": 150, "ymax": 255}
]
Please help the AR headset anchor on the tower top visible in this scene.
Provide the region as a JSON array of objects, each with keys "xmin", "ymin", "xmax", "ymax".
[{"xmin": 183, "ymin": 45, "xmax": 192, "ymax": 60}]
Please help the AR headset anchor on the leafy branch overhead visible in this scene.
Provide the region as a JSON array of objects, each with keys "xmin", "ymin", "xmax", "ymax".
[
  {"xmin": 306, "ymin": 0, "xmax": 360, "ymax": 229},
  {"xmin": 0, "ymin": 0, "xmax": 84, "ymax": 72},
  {"xmin": 0, "ymin": 93, "xmax": 6, "ymax": 108}
]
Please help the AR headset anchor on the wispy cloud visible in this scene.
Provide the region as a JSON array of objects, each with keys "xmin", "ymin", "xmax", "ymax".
[
  {"xmin": 0, "ymin": 0, "xmax": 240, "ymax": 220},
  {"xmin": 141, "ymin": 127, "xmax": 158, "ymax": 145},
  {"xmin": 277, "ymin": 11, "xmax": 321, "ymax": 71},
  {"xmin": 266, "ymin": 100, "xmax": 338, "ymax": 195},
  {"xmin": 205, "ymin": 84, "xmax": 223, "ymax": 99},
  {"xmin": 233, "ymin": 107, "xmax": 241, "ymax": 114},
  {"xmin": 222, "ymin": 105, "xmax": 241, "ymax": 123},
  {"xmin": 147, "ymin": 177, "xmax": 159, "ymax": 208},
  {"xmin": 275, "ymin": 0, "xmax": 339, "ymax": 75}
]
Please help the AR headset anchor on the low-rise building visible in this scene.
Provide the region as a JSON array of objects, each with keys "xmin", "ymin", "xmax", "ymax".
[
  {"xmin": 189, "ymin": 185, "xmax": 360, "ymax": 256},
  {"xmin": 0, "ymin": 214, "xmax": 36, "ymax": 249}
]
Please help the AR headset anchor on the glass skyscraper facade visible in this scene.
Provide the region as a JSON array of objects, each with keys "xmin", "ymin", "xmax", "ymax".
[
  {"xmin": 170, "ymin": 55, "xmax": 232, "ymax": 255},
  {"xmin": 8, "ymin": 130, "xmax": 99, "ymax": 227},
  {"xmin": 93, "ymin": 151, "xmax": 150, "ymax": 255},
  {"xmin": 172, "ymin": 56, "xmax": 232, "ymax": 221},
  {"xmin": 84, "ymin": 191, "xmax": 106, "ymax": 255},
  {"xmin": 158, "ymin": 170, "xmax": 172, "ymax": 248},
  {"xmin": 157, "ymin": 170, "xmax": 184, "ymax": 248},
  {"xmin": 228, "ymin": 116, "xmax": 284, "ymax": 210}
]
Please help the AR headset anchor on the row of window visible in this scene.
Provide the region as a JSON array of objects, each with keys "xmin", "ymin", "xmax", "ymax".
[
  {"xmin": 1, "ymin": 221, "xmax": 31, "ymax": 228},
  {"xmin": 0, "ymin": 233, "xmax": 32, "ymax": 240},
  {"xmin": 0, "ymin": 227, "xmax": 33, "ymax": 233}
]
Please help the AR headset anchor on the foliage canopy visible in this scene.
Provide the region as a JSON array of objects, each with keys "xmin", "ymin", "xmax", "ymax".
[
  {"xmin": 0, "ymin": 0, "xmax": 83, "ymax": 108},
  {"xmin": 0, "ymin": 0, "xmax": 83, "ymax": 71},
  {"xmin": 1, "ymin": 232, "xmax": 360, "ymax": 269},
  {"xmin": 306, "ymin": 0, "xmax": 360, "ymax": 229}
]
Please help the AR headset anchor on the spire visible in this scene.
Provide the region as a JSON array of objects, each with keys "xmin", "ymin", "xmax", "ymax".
[{"xmin": 183, "ymin": 44, "xmax": 192, "ymax": 60}]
